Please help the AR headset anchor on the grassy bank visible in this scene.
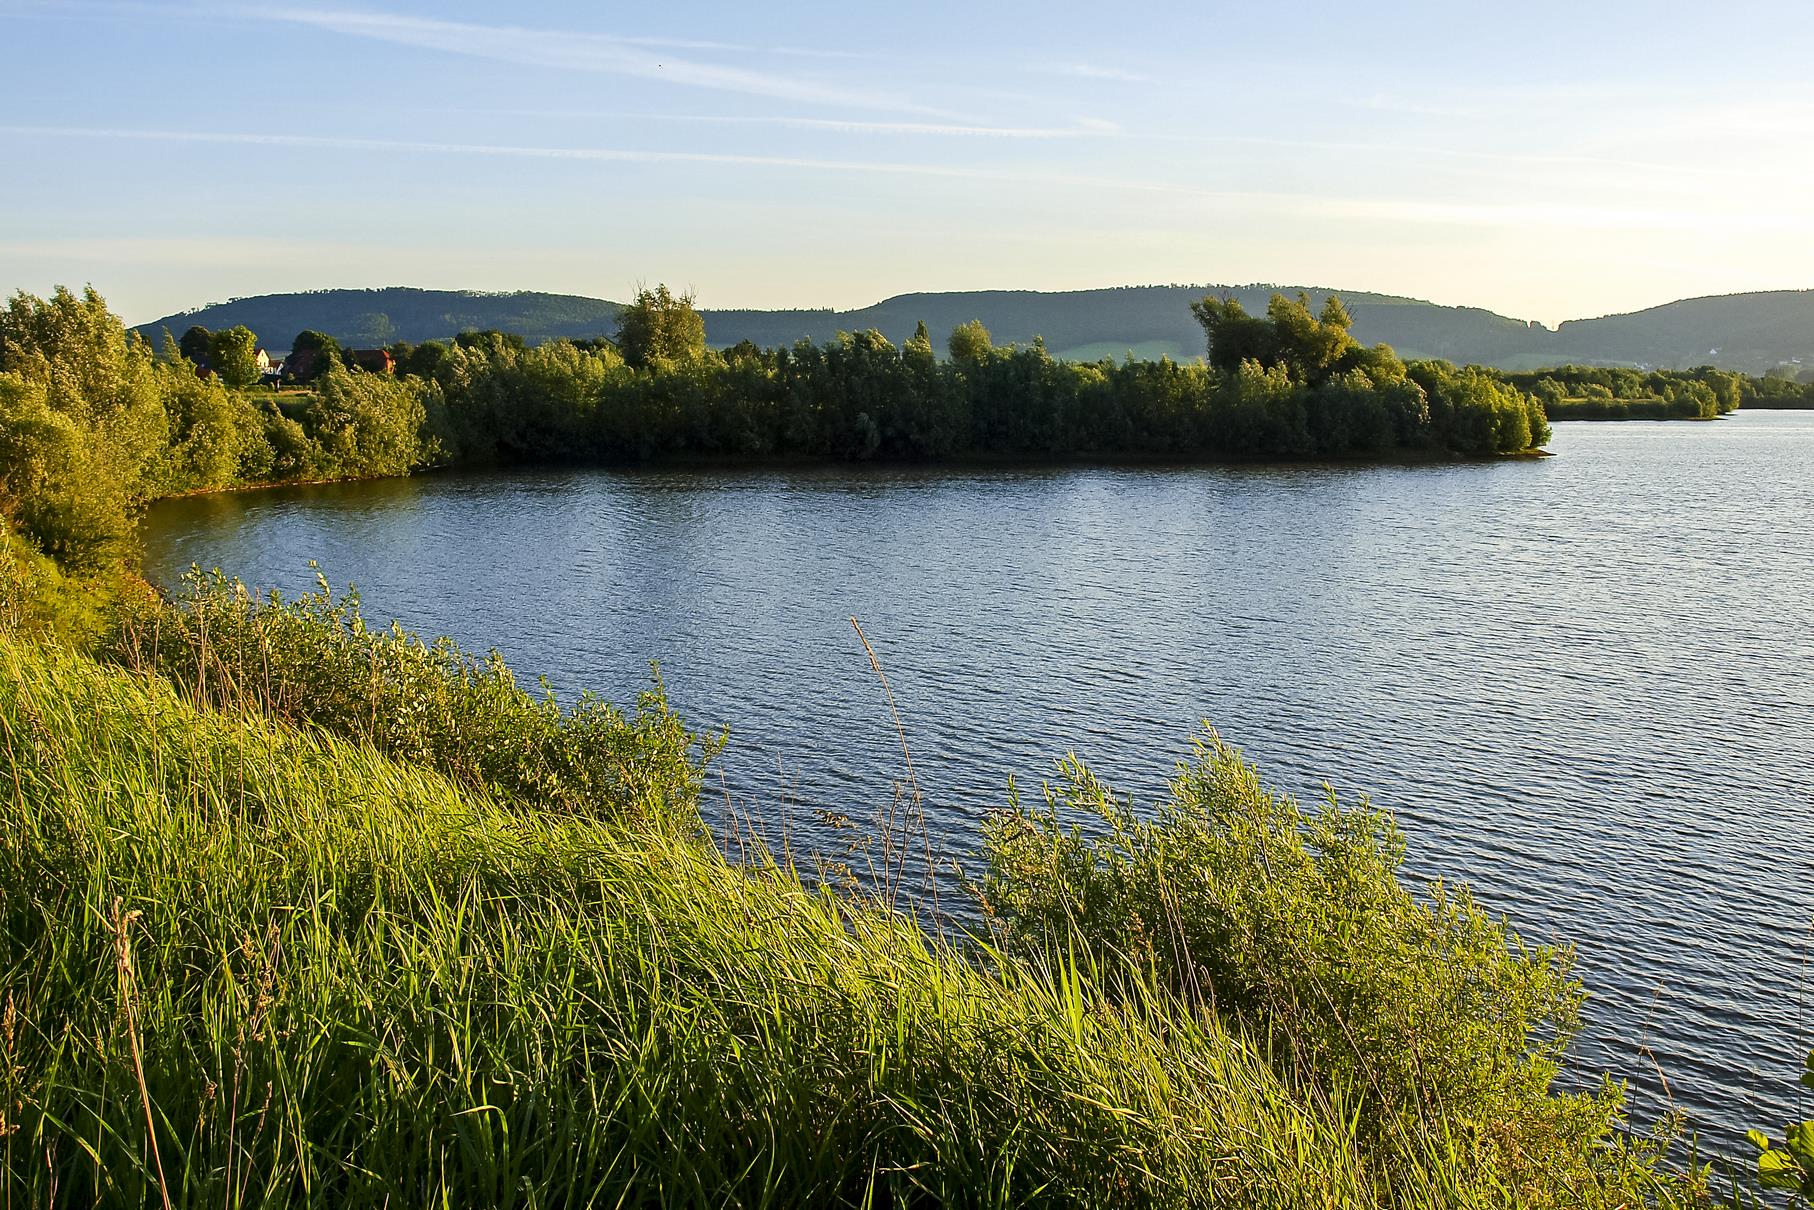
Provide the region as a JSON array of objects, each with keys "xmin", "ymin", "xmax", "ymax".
[
  {"xmin": 5, "ymin": 282, "xmax": 1796, "ymax": 1204},
  {"xmin": 0, "ymin": 565, "xmax": 1720, "ymax": 1206}
]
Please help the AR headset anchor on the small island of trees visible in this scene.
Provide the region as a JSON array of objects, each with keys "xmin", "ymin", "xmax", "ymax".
[{"xmin": 6, "ymin": 279, "xmax": 1808, "ymax": 578}]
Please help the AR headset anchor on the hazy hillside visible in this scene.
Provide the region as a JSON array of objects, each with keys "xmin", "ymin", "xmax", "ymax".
[
  {"xmin": 1549, "ymin": 290, "xmax": 1814, "ymax": 370},
  {"xmin": 137, "ymin": 284, "xmax": 1814, "ymax": 372},
  {"xmin": 140, "ymin": 287, "xmax": 624, "ymax": 347}
]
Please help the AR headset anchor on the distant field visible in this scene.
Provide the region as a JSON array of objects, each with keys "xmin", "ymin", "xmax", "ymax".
[
  {"xmin": 1496, "ymin": 352, "xmax": 1597, "ymax": 372},
  {"xmin": 1056, "ymin": 340, "xmax": 1194, "ymax": 363}
]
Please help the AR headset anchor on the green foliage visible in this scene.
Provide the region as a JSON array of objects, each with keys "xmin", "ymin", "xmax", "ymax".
[
  {"xmin": 0, "ymin": 289, "xmax": 442, "ymax": 571},
  {"xmin": 1190, "ymin": 293, "xmax": 1544, "ymax": 456},
  {"xmin": 302, "ymin": 363, "xmax": 431, "ymax": 478},
  {"xmin": 207, "ymin": 324, "xmax": 261, "ymax": 388},
  {"xmin": 615, "ymin": 283, "xmax": 706, "ymax": 369},
  {"xmin": 1503, "ymin": 365, "xmax": 1751, "ymax": 420},
  {"xmin": 109, "ymin": 568, "xmax": 715, "ymax": 828},
  {"xmin": 177, "ymin": 323, "xmax": 211, "ymax": 364},
  {"xmin": 1742, "ymin": 373, "xmax": 1814, "ymax": 410},
  {"xmin": 154, "ymin": 366, "xmax": 265, "ymax": 493},
  {"xmin": 0, "ymin": 287, "xmax": 169, "ymax": 566},
  {"xmin": 0, "ymin": 518, "xmax": 117, "ymax": 646},
  {"xmin": 1192, "ymin": 293, "xmax": 1365, "ymax": 387},
  {"xmin": 285, "ymin": 328, "xmax": 342, "ymax": 383},
  {"xmin": 979, "ymin": 733, "xmax": 1693, "ymax": 1204},
  {"xmin": 1410, "ymin": 361, "xmax": 1551, "ymax": 454},
  {"xmin": 0, "ymin": 630, "xmax": 1707, "ymax": 1208},
  {"xmin": 948, "ymin": 318, "xmax": 994, "ymax": 364},
  {"xmin": 1746, "ymin": 1050, "xmax": 1814, "ymax": 1204}
]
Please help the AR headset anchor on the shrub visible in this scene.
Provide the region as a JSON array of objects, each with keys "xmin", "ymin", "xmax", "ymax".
[
  {"xmin": 108, "ymin": 568, "xmax": 717, "ymax": 829},
  {"xmin": 979, "ymin": 730, "xmax": 1678, "ymax": 1197},
  {"xmin": 0, "ymin": 636, "xmax": 1533, "ymax": 1209}
]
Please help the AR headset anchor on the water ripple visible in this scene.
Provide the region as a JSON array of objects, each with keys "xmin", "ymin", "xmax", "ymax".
[{"xmin": 141, "ymin": 412, "xmax": 1814, "ymax": 1147}]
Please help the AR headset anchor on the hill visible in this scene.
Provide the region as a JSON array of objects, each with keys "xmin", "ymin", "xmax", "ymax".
[
  {"xmin": 136, "ymin": 284, "xmax": 1814, "ymax": 373},
  {"xmin": 139, "ymin": 287, "xmax": 625, "ymax": 348}
]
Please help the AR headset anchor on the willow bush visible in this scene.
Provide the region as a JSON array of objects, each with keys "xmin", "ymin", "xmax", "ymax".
[{"xmin": 979, "ymin": 731, "xmax": 1688, "ymax": 1202}]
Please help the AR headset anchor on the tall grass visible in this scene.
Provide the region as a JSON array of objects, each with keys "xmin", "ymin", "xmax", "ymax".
[
  {"xmin": 0, "ymin": 592, "xmax": 1709, "ymax": 1206},
  {"xmin": 108, "ymin": 568, "xmax": 717, "ymax": 829},
  {"xmin": 0, "ymin": 637, "xmax": 1437, "ymax": 1207}
]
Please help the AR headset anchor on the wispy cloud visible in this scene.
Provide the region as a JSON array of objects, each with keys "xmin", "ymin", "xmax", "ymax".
[
  {"xmin": 413, "ymin": 109, "xmax": 1123, "ymax": 140},
  {"xmin": 1033, "ymin": 63, "xmax": 1151, "ymax": 84},
  {"xmin": 250, "ymin": 6, "xmax": 939, "ymax": 113},
  {"xmin": 10, "ymin": 124, "xmax": 1791, "ymax": 235},
  {"xmin": 0, "ymin": 123, "xmax": 1174, "ymax": 192}
]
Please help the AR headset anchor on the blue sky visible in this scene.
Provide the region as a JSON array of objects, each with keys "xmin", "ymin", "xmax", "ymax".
[{"xmin": 2, "ymin": 0, "xmax": 1810, "ymax": 326}]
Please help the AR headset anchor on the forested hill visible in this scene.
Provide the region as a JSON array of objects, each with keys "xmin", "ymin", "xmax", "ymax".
[
  {"xmin": 136, "ymin": 284, "xmax": 1814, "ymax": 372},
  {"xmin": 135, "ymin": 288, "xmax": 624, "ymax": 348}
]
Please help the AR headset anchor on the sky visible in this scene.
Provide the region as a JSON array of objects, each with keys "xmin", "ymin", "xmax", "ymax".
[{"xmin": 1, "ymin": 0, "xmax": 1811, "ymax": 327}]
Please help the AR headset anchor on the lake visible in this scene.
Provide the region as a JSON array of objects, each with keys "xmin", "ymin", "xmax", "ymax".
[{"xmin": 141, "ymin": 411, "xmax": 1814, "ymax": 1146}]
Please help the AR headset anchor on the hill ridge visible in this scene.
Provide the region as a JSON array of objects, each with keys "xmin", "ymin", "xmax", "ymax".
[{"xmin": 135, "ymin": 283, "xmax": 1814, "ymax": 373}]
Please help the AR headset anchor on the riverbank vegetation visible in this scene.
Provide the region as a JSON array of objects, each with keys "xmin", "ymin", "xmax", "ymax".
[
  {"xmin": 2, "ymin": 281, "xmax": 1808, "ymax": 1202},
  {"xmin": 0, "ymin": 553, "xmax": 1717, "ymax": 1207},
  {"xmin": 0, "ymin": 283, "xmax": 1556, "ymax": 577},
  {"xmin": 1503, "ymin": 366, "xmax": 1743, "ymax": 420}
]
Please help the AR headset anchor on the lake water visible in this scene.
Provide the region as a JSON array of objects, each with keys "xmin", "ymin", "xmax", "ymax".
[{"xmin": 141, "ymin": 411, "xmax": 1814, "ymax": 1146}]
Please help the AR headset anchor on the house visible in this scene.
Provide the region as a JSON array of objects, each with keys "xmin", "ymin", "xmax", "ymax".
[
  {"xmin": 346, "ymin": 348, "xmax": 395, "ymax": 374},
  {"xmin": 255, "ymin": 348, "xmax": 272, "ymax": 373}
]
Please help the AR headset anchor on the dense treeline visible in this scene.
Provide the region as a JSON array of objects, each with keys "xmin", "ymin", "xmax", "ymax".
[
  {"xmin": 1504, "ymin": 365, "xmax": 1747, "ymax": 420},
  {"xmin": 1742, "ymin": 371, "xmax": 1814, "ymax": 409},
  {"xmin": 398, "ymin": 289, "xmax": 1548, "ymax": 467},
  {"xmin": 0, "ymin": 285, "xmax": 1548, "ymax": 573},
  {"xmin": 1500, "ymin": 363, "xmax": 1813, "ymax": 417},
  {"xmin": 0, "ymin": 288, "xmax": 430, "ymax": 567}
]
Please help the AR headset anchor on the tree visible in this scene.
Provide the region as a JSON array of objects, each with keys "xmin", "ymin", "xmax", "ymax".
[
  {"xmin": 207, "ymin": 325, "xmax": 260, "ymax": 388},
  {"xmin": 0, "ymin": 287, "xmax": 170, "ymax": 565},
  {"xmin": 615, "ymin": 285, "xmax": 706, "ymax": 369},
  {"xmin": 286, "ymin": 330, "xmax": 342, "ymax": 384},
  {"xmin": 179, "ymin": 325, "xmax": 212, "ymax": 366},
  {"xmin": 947, "ymin": 319, "xmax": 992, "ymax": 365}
]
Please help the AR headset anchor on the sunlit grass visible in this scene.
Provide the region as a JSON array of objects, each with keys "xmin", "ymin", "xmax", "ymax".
[{"xmin": 0, "ymin": 626, "xmax": 1710, "ymax": 1206}]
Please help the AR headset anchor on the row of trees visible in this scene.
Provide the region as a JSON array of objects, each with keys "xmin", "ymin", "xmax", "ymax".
[
  {"xmin": 397, "ymin": 289, "xmax": 1548, "ymax": 467},
  {"xmin": 1503, "ymin": 365, "xmax": 1746, "ymax": 420},
  {"xmin": 0, "ymin": 288, "xmax": 429, "ymax": 567},
  {"xmin": 3, "ymin": 285, "xmax": 1553, "ymax": 570}
]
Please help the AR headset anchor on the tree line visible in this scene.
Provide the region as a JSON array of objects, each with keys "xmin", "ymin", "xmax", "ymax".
[
  {"xmin": 298, "ymin": 287, "xmax": 1549, "ymax": 468},
  {"xmin": 0, "ymin": 288, "xmax": 426, "ymax": 568},
  {"xmin": 1507, "ymin": 365, "xmax": 1740, "ymax": 420},
  {"xmin": 1, "ymin": 282, "xmax": 1558, "ymax": 571}
]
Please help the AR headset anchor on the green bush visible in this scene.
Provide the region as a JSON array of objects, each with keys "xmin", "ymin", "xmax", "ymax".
[
  {"xmin": 302, "ymin": 364, "xmax": 431, "ymax": 479},
  {"xmin": 0, "ymin": 635, "xmax": 1608, "ymax": 1209},
  {"xmin": 979, "ymin": 730, "xmax": 1678, "ymax": 1199},
  {"xmin": 108, "ymin": 569, "xmax": 716, "ymax": 829},
  {"xmin": 0, "ymin": 519, "xmax": 118, "ymax": 646}
]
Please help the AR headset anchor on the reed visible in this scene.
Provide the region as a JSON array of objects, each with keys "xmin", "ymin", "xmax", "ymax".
[{"xmin": 0, "ymin": 617, "xmax": 1707, "ymax": 1206}]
